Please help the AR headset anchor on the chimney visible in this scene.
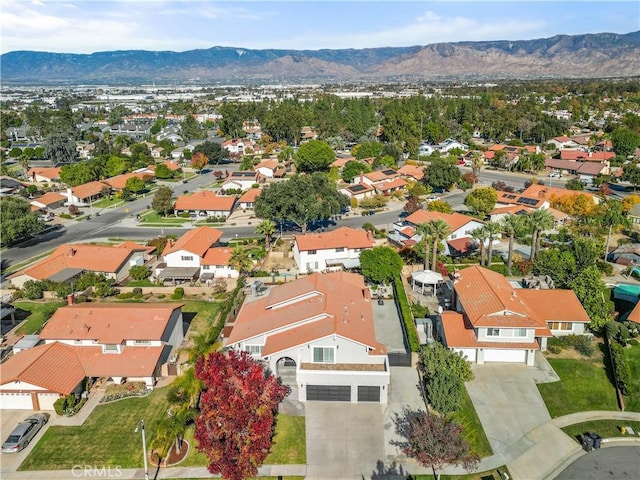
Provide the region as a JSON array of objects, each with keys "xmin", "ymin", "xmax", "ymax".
[
  {"xmin": 67, "ymin": 294, "xmax": 76, "ymax": 306},
  {"xmin": 359, "ymin": 172, "xmax": 364, "ymax": 184}
]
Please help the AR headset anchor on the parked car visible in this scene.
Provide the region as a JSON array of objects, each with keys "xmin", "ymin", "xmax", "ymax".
[
  {"xmin": 548, "ymin": 172, "xmax": 561, "ymax": 178},
  {"xmin": 2, "ymin": 413, "xmax": 49, "ymax": 453}
]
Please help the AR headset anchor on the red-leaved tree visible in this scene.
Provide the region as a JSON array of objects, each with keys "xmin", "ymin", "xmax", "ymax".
[
  {"xmin": 194, "ymin": 350, "xmax": 290, "ymax": 480},
  {"xmin": 190, "ymin": 152, "xmax": 208, "ymax": 171},
  {"xmin": 392, "ymin": 408, "xmax": 479, "ymax": 480}
]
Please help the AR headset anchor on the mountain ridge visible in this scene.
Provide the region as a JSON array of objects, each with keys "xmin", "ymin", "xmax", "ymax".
[{"xmin": 2, "ymin": 31, "xmax": 639, "ymax": 85}]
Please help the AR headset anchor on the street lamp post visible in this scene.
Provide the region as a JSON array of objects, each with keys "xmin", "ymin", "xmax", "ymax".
[{"xmin": 134, "ymin": 420, "xmax": 149, "ymax": 480}]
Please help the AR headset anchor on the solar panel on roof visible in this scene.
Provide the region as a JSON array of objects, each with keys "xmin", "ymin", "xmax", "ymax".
[
  {"xmin": 381, "ymin": 169, "xmax": 397, "ymax": 175},
  {"xmin": 519, "ymin": 197, "xmax": 539, "ymax": 206},
  {"xmin": 350, "ymin": 184, "xmax": 367, "ymax": 193}
]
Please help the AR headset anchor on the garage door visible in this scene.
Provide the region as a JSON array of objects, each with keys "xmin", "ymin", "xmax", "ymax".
[
  {"xmin": 357, "ymin": 386, "xmax": 380, "ymax": 402},
  {"xmin": 307, "ymin": 385, "xmax": 351, "ymax": 401},
  {"xmin": 484, "ymin": 349, "xmax": 526, "ymax": 363},
  {"xmin": 0, "ymin": 393, "xmax": 33, "ymax": 410},
  {"xmin": 37, "ymin": 393, "xmax": 60, "ymax": 410}
]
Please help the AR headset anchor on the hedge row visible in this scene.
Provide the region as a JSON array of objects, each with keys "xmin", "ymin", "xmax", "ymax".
[
  {"xmin": 392, "ymin": 274, "xmax": 420, "ymax": 352},
  {"xmin": 609, "ymin": 341, "xmax": 631, "ymax": 395}
]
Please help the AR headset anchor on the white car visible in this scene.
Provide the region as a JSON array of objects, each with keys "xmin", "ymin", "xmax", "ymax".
[{"xmin": 548, "ymin": 172, "xmax": 561, "ymax": 178}]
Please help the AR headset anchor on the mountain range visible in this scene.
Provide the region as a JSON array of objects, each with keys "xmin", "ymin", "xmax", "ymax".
[{"xmin": 2, "ymin": 31, "xmax": 639, "ymax": 85}]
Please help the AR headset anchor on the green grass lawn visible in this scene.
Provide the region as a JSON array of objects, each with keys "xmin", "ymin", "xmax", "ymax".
[
  {"xmin": 537, "ymin": 358, "xmax": 619, "ymax": 418},
  {"xmin": 449, "ymin": 387, "xmax": 493, "ymax": 458},
  {"xmin": 181, "ymin": 299, "xmax": 223, "ymax": 336},
  {"xmin": 12, "ymin": 300, "xmax": 65, "ymax": 335},
  {"xmin": 180, "ymin": 414, "xmax": 305, "ymax": 467},
  {"xmin": 623, "ymin": 344, "xmax": 640, "ymax": 412},
  {"xmin": 92, "ymin": 197, "xmax": 124, "ymax": 208},
  {"xmin": 125, "ymin": 279, "xmax": 157, "ymax": 287},
  {"xmin": 561, "ymin": 420, "xmax": 640, "ymax": 443},
  {"xmin": 19, "ymin": 388, "xmax": 170, "ymax": 470},
  {"xmin": 140, "ymin": 211, "xmax": 190, "ymax": 224}
]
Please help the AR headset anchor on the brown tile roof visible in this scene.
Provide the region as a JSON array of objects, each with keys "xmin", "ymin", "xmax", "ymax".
[
  {"xmin": 39, "ymin": 303, "xmax": 183, "ymax": 344},
  {"xmin": 490, "ymin": 205, "xmax": 533, "ymax": 216},
  {"xmin": 72, "ymin": 181, "xmax": 109, "ymax": 200},
  {"xmin": 521, "ymin": 184, "xmax": 599, "ymax": 204},
  {"xmin": 75, "ymin": 345, "xmax": 166, "ymax": 377},
  {"xmin": 115, "ymin": 241, "xmax": 155, "ymax": 254},
  {"xmin": 27, "ymin": 167, "xmax": 61, "ymax": 180},
  {"xmin": 495, "ymin": 190, "xmax": 547, "ymax": 209},
  {"xmin": 174, "ymin": 190, "xmax": 236, "ymax": 212},
  {"xmin": 254, "ymin": 159, "xmax": 279, "ymax": 171},
  {"xmin": 516, "ymin": 290, "xmax": 590, "ymax": 323},
  {"xmin": 628, "ymin": 303, "xmax": 640, "ymax": 324},
  {"xmin": 201, "ymin": 247, "xmax": 232, "ymax": 266},
  {"xmin": 294, "ymin": 227, "xmax": 373, "ymax": 252},
  {"xmin": 405, "ymin": 210, "xmax": 478, "ymax": 232},
  {"xmin": 162, "ymin": 226, "xmax": 223, "ymax": 257},
  {"xmin": 454, "ymin": 266, "xmax": 551, "ymax": 333},
  {"xmin": 447, "ymin": 238, "xmax": 474, "ymax": 254},
  {"xmin": 560, "ymin": 150, "xmax": 615, "ymax": 162},
  {"xmin": 441, "ymin": 312, "xmax": 540, "ymax": 349},
  {"xmin": 374, "ymin": 178, "xmax": 407, "ymax": 191},
  {"xmin": 331, "ymin": 156, "xmax": 355, "ymax": 168},
  {"xmin": 104, "ymin": 172, "xmax": 153, "ymax": 190},
  {"xmin": 397, "ymin": 164, "xmax": 425, "ymax": 180},
  {"xmin": 363, "ymin": 170, "xmax": 399, "ymax": 182},
  {"xmin": 33, "ymin": 192, "xmax": 66, "ymax": 206},
  {"xmin": 238, "ymin": 188, "xmax": 261, "ymax": 203},
  {"xmin": 227, "ymin": 272, "xmax": 386, "ymax": 355},
  {"xmin": 0, "ymin": 342, "xmax": 85, "ymax": 394},
  {"xmin": 13, "ymin": 243, "xmax": 145, "ymax": 281}
]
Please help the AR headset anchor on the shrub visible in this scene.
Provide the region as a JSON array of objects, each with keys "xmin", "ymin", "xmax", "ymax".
[
  {"xmin": 129, "ymin": 265, "xmax": 150, "ymax": 281},
  {"xmin": 53, "ymin": 397, "xmax": 66, "ymax": 416},
  {"xmin": 60, "ymin": 213, "xmax": 72, "ymax": 219},
  {"xmin": 132, "ymin": 287, "xmax": 143, "ymax": 296},
  {"xmin": 392, "ymin": 274, "xmax": 420, "ymax": 352},
  {"xmin": 596, "ymin": 260, "xmax": 613, "ymax": 276},
  {"xmin": 547, "ymin": 345, "xmax": 562, "ymax": 354},
  {"xmin": 117, "ymin": 292, "xmax": 135, "ymax": 299},
  {"xmin": 171, "ymin": 287, "xmax": 185, "ymax": 300},
  {"xmin": 411, "ymin": 303, "xmax": 430, "ymax": 318},
  {"xmin": 156, "ymin": 294, "xmax": 166, "ymax": 299},
  {"xmin": 252, "ymin": 270, "xmax": 270, "ymax": 277},
  {"xmin": 629, "ymin": 339, "xmax": 639, "ymax": 347},
  {"xmin": 609, "ymin": 341, "xmax": 631, "ymax": 395}
]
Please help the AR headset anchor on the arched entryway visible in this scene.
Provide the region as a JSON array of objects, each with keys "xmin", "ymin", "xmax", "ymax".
[{"xmin": 276, "ymin": 357, "xmax": 296, "ymax": 385}]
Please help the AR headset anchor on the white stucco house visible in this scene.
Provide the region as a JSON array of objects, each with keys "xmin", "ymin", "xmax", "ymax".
[
  {"xmin": 292, "ymin": 227, "xmax": 374, "ymax": 273},
  {"xmin": 440, "ymin": 266, "xmax": 590, "ymax": 365},
  {"xmin": 0, "ymin": 303, "xmax": 185, "ymax": 410},
  {"xmin": 225, "ymin": 272, "xmax": 390, "ymax": 403}
]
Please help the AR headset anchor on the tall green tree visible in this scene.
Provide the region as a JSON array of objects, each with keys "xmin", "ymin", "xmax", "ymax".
[
  {"xmin": 193, "ymin": 141, "xmax": 229, "ymax": 164},
  {"xmin": 44, "ymin": 134, "xmax": 77, "ymax": 165},
  {"xmin": 427, "ymin": 219, "xmax": 451, "ymax": 271},
  {"xmin": 294, "ymin": 139, "xmax": 335, "ymax": 173},
  {"xmin": 341, "ymin": 160, "xmax": 371, "ymax": 183},
  {"xmin": 599, "ymin": 199, "xmax": 628, "ymax": 261},
  {"xmin": 611, "ymin": 128, "xmax": 640, "ymax": 158},
  {"xmin": 254, "ymin": 173, "xmax": 348, "ymax": 234},
  {"xmin": 569, "ymin": 265, "xmax": 613, "ymax": 332},
  {"xmin": 416, "ymin": 223, "xmax": 432, "ymax": 271},
  {"xmin": 528, "ymin": 209, "xmax": 555, "ymax": 261},
  {"xmin": 483, "ymin": 221, "xmax": 502, "ymax": 266},
  {"xmin": 422, "ymin": 158, "xmax": 461, "ymax": 192},
  {"xmin": 151, "ymin": 185, "xmax": 174, "ymax": 216},
  {"xmin": 359, "ymin": 246, "xmax": 403, "ymax": 284},
  {"xmin": 181, "ymin": 114, "xmax": 205, "ymax": 141},
  {"xmin": 500, "ymin": 214, "xmax": 523, "ymax": 275},
  {"xmin": 464, "ymin": 187, "xmax": 497, "ymax": 218},
  {"xmin": 0, "ymin": 197, "xmax": 44, "ymax": 245},
  {"xmin": 470, "ymin": 227, "xmax": 489, "ymax": 266},
  {"xmin": 229, "ymin": 246, "xmax": 253, "ymax": 275},
  {"xmin": 255, "ymin": 220, "xmax": 276, "ymax": 250}
]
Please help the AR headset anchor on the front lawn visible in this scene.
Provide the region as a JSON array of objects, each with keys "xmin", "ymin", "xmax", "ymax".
[
  {"xmin": 181, "ymin": 299, "xmax": 223, "ymax": 338},
  {"xmin": 450, "ymin": 387, "xmax": 493, "ymax": 458},
  {"xmin": 408, "ymin": 466, "xmax": 511, "ymax": 480},
  {"xmin": 623, "ymin": 344, "xmax": 640, "ymax": 412},
  {"xmin": 537, "ymin": 358, "xmax": 619, "ymax": 418},
  {"xmin": 561, "ymin": 420, "xmax": 640, "ymax": 443},
  {"xmin": 12, "ymin": 300, "xmax": 65, "ymax": 335},
  {"xmin": 140, "ymin": 211, "xmax": 190, "ymax": 225},
  {"xmin": 180, "ymin": 414, "xmax": 305, "ymax": 467},
  {"xmin": 19, "ymin": 388, "xmax": 170, "ymax": 470}
]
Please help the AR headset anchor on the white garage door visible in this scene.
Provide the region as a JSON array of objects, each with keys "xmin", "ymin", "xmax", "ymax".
[
  {"xmin": 0, "ymin": 393, "xmax": 33, "ymax": 410},
  {"xmin": 484, "ymin": 349, "xmax": 526, "ymax": 363},
  {"xmin": 37, "ymin": 393, "xmax": 60, "ymax": 410}
]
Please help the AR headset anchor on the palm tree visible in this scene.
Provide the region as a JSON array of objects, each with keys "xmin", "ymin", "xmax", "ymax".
[
  {"xmin": 470, "ymin": 151, "xmax": 484, "ymax": 180},
  {"xmin": 427, "ymin": 219, "xmax": 451, "ymax": 272},
  {"xmin": 229, "ymin": 245, "xmax": 253, "ymax": 276},
  {"xmin": 470, "ymin": 227, "xmax": 489, "ymax": 266},
  {"xmin": 501, "ymin": 214, "xmax": 523, "ymax": 275},
  {"xmin": 600, "ymin": 199, "xmax": 628, "ymax": 261},
  {"xmin": 255, "ymin": 219, "xmax": 276, "ymax": 250},
  {"xmin": 483, "ymin": 221, "xmax": 502, "ymax": 266},
  {"xmin": 528, "ymin": 209, "xmax": 555, "ymax": 261},
  {"xmin": 416, "ymin": 222, "xmax": 432, "ymax": 271}
]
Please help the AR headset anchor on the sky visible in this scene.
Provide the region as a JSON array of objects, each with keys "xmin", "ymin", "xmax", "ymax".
[{"xmin": 1, "ymin": 0, "xmax": 639, "ymax": 55}]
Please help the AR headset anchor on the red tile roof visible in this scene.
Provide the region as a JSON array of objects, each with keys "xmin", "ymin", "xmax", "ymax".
[
  {"xmin": 162, "ymin": 226, "xmax": 223, "ymax": 257},
  {"xmin": 405, "ymin": 210, "xmax": 479, "ymax": 232},
  {"xmin": 238, "ymin": 188, "xmax": 261, "ymax": 203},
  {"xmin": 521, "ymin": 184, "xmax": 599, "ymax": 204},
  {"xmin": 12, "ymin": 243, "xmax": 146, "ymax": 281},
  {"xmin": 0, "ymin": 342, "xmax": 85, "ymax": 394},
  {"xmin": 628, "ymin": 303, "xmax": 640, "ymax": 324},
  {"xmin": 174, "ymin": 190, "xmax": 236, "ymax": 212},
  {"xmin": 201, "ymin": 247, "xmax": 232, "ymax": 266},
  {"xmin": 39, "ymin": 303, "xmax": 184, "ymax": 344},
  {"xmin": 27, "ymin": 167, "xmax": 61, "ymax": 180},
  {"xmin": 397, "ymin": 164, "xmax": 425, "ymax": 180},
  {"xmin": 33, "ymin": 192, "xmax": 66, "ymax": 206},
  {"xmin": 374, "ymin": 177, "xmax": 407, "ymax": 191},
  {"xmin": 294, "ymin": 227, "xmax": 373, "ymax": 252},
  {"xmin": 516, "ymin": 290, "xmax": 590, "ymax": 323},
  {"xmin": 447, "ymin": 238, "xmax": 474, "ymax": 254},
  {"xmin": 104, "ymin": 172, "xmax": 153, "ymax": 190},
  {"xmin": 441, "ymin": 312, "xmax": 540, "ymax": 349},
  {"xmin": 75, "ymin": 345, "xmax": 165, "ymax": 377},
  {"xmin": 560, "ymin": 150, "xmax": 615, "ymax": 162},
  {"xmin": 227, "ymin": 272, "xmax": 386, "ymax": 355},
  {"xmin": 72, "ymin": 181, "xmax": 109, "ymax": 200}
]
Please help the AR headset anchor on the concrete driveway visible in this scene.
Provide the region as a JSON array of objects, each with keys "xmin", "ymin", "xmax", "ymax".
[
  {"xmin": 466, "ymin": 364, "xmax": 551, "ymax": 457},
  {"xmin": 0, "ymin": 410, "xmax": 50, "ymax": 474},
  {"xmin": 305, "ymin": 402, "xmax": 385, "ymax": 479}
]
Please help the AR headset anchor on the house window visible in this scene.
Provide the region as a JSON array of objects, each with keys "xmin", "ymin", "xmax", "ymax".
[
  {"xmin": 335, "ymin": 247, "xmax": 345, "ymax": 253},
  {"xmin": 549, "ymin": 322, "xmax": 573, "ymax": 331},
  {"xmin": 103, "ymin": 344, "xmax": 120, "ymax": 353},
  {"xmin": 74, "ymin": 339, "xmax": 82, "ymax": 345},
  {"xmin": 450, "ymin": 234, "xmax": 457, "ymax": 239},
  {"xmin": 308, "ymin": 250, "xmax": 317, "ymax": 255},
  {"xmin": 514, "ymin": 328, "xmax": 527, "ymax": 337},
  {"xmin": 134, "ymin": 340, "xmax": 151, "ymax": 345},
  {"xmin": 181, "ymin": 255, "xmax": 193, "ymax": 261},
  {"xmin": 313, "ymin": 347, "xmax": 335, "ymax": 363},
  {"xmin": 487, "ymin": 328, "xmax": 500, "ymax": 337},
  {"xmin": 245, "ymin": 345, "xmax": 263, "ymax": 356},
  {"xmin": 202, "ymin": 265, "xmax": 210, "ymax": 270}
]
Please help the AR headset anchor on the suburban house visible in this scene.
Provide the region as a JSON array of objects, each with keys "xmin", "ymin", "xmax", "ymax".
[
  {"xmin": 173, "ymin": 191, "xmax": 236, "ymax": 219},
  {"xmin": 8, "ymin": 242, "xmax": 154, "ymax": 288},
  {"xmin": 103, "ymin": 170, "xmax": 155, "ymax": 191},
  {"xmin": 339, "ymin": 182, "xmax": 375, "ymax": 201},
  {"xmin": 390, "ymin": 210, "xmax": 485, "ymax": 256},
  {"xmin": 495, "ymin": 184, "xmax": 600, "ymax": 212},
  {"xmin": 549, "ymin": 136, "xmax": 581, "ymax": 150},
  {"xmin": 357, "ymin": 169, "xmax": 400, "ymax": 187},
  {"xmin": 608, "ymin": 243, "xmax": 640, "ymax": 265},
  {"xmin": 27, "ymin": 167, "xmax": 61, "ymax": 183},
  {"xmin": 220, "ymin": 171, "xmax": 260, "ymax": 192},
  {"xmin": 545, "ymin": 158, "xmax": 609, "ymax": 183},
  {"xmin": 0, "ymin": 177, "xmax": 25, "ymax": 196},
  {"xmin": 440, "ymin": 266, "xmax": 590, "ymax": 365},
  {"xmin": 222, "ymin": 138, "xmax": 257, "ymax": 156},
  {"xmin": 254, "ymin": 159, "xmax": 282, "ymax": 178},
  {"xmin": 628, "ymin": 205, "xmax": 640, "ymax": 227},
  {"xmin": 30, "ymin": 192, "xmax": 66, "ymax": 212},
  {"xmin": 237, "ymin": 188, "xmax": 261, "ymax": 210},
  {"xmin": 419, "ymin": 138, "xmax": 468, "ymax": 156},
  {"xmin": 559, "ymin": 150, "xmax": 615, "ymax": 163},
  {"xmin": 224, "ymin": 271, "xmax": 390, "ymax": 403},
  {"xmin": 63, "ymin": 181, "xmax": 110, "ymax": 206},
  {"xmin": 292, "ymin": 227, "xmax": 374, "ymax": 272},
  {"xmin": 157, "ymin": 226, "xmax": 236, "ymax": 282},
  {"xmin": 0, "ymin": 303, "xmax": 184, "ymax": 409},
  {"xmin": 397, "ymin": 164, "xmax": 425, "ymax": 181}
]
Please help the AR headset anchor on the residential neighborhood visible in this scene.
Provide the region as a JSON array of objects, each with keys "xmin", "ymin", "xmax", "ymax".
[{"xmin": 1, "ymin": 77, "xmax": 639, "ymax": 480}]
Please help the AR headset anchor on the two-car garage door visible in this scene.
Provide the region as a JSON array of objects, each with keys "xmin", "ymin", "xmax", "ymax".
[
  {"xmin": 484, "ymin": 349, "xmax": 527, "ymax": 363},
  {"xmin": 306, "ymin": 385, "xmax": 381, "ymax": 402}
]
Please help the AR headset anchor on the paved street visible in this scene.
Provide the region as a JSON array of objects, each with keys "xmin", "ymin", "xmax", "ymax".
[{"xmin": 554, "ymin": 446, "xmax": 640, "ymax": 480}]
